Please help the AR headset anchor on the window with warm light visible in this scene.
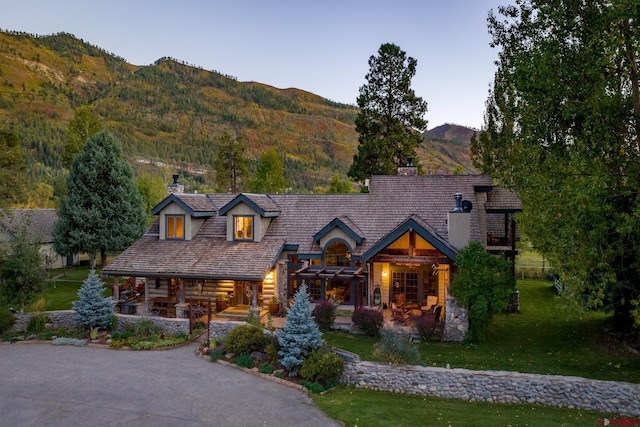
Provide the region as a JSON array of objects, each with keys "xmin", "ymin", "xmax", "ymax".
[
  {"xmin": 166, "ymin": 215, "xmax": 184, "ymax": 239},
  {"xmin": 234, "ymin": 215, "xmax": 253, "ymax": 241}
]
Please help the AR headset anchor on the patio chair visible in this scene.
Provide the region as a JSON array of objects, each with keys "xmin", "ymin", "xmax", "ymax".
[
  {"xmin": 392, "ymin": 302, "xmax": 412, "ymax": 325},
  {"xmin": 421, "ymin": 305, "xmax": 442, "ymax": 325}
]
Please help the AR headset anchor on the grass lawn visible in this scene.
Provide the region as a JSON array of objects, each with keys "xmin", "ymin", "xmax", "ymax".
[
  {"xmin": 41, "ymin": 266, "xmax": 110, "ymax": 311},
  {"xmin": 313, "ymin": 387, "xmax": 612, "ymax": 427},
  {"xmin": 324, "ymin": 279, "xmax": 640, "ymax": 383}
]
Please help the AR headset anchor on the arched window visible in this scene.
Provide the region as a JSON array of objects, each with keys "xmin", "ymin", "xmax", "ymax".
[{"xmin": 324, "ymin": 241, "xmax": 351, "ymax": 267}]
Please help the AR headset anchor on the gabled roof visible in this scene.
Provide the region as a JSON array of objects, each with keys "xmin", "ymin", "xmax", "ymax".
[
  {"xmin": 313, "ymin": 216, "xmax": 364, "ymax": 245},
  {"xmin": 106, "ymin": 174, "xmax": 521, "ymax": 280},
  {"xmin": 151, "ymin": 194, "xmax": 215, "ymax": 217},
  {"xmin": 0, "ymin": 209, "xmax": 58, "ymax": 244},
  {"xmin": 360, "ymin": 214, "xmax": 458, "ymax": 261},
  {"xmin": 218, "ymin": 193, "xmax": 281, "ymax": 218}
]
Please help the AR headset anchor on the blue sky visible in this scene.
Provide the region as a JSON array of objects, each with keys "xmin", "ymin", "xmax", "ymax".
[{"xmin": 0, "ymin": 0, "xmax": 505, "ymax": 129}]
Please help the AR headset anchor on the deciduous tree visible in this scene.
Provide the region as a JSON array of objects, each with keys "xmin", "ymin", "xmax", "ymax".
[
  {"xmin": 0, "ymin": 218, "xmax": 46, "ymax": 311},
  {"xmin": 450, "ymin": 242, "xmax": 516, "ymax": 342},
  {"xmin": 0, "ymin": 130, "xmax": 27, "ymax": 209},
  {"xmin": 473, "ymin": 0, "xmax": 640, "ymax": 330},
  {"xmin": 348, "ymin": 43, "xmax": 428, "ymax": 182},
  {"xmin": 63, "ymin": 105, "xmax": 103, "ymax": 168},
  {"xmin": 247, "ymin": 148, "xmax": 286, "ymax": 194},
  {"xmin": 53, "ymin": 131, "xmax": 146, "ymax": 268}
]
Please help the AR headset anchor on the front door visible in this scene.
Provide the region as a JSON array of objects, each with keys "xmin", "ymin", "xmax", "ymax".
[{"xmin": 235, "ymin": 281, "xmax": 250, "ymax": 306}]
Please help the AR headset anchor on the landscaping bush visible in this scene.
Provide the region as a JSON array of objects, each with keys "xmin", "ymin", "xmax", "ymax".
[
  {"xmin": 132, "ymin": 318, "xmax": 162, "ymax": 338},
  {"xmin": 300, "ymin": 347, "xmax": 344, "ymax": 384},
  {"xmin": 0, "ymin": 306, "xmax": 15, "ymax": 333},
  {"xmin": 312, "ymin": 301, "xmax": 336, "ymax": 330},
  {"xmin": 259, "ymin": 362, "xmax": 274, "ymax": 374},
  {"xmin": 26, "ymin": 313, "xmax": 49, "ymax": 334},
  {"xmin": 414, "ymin": 317, "xmax": 443, "ymax": 341},
  {"xmin": 234, "ymin": 353, "xmax": 255, "ymax": 368},
  {"xmin": 265, "ymin": 336, "xmax": 280, "ymax": 365},
  {"xmin": 224, "ymin": 324, "xmax": 265, "ymax": 355},
  {"xmin": 373, "ymin": 327, "xmax": 421, "ymax": 365},
  {"xmin": 352, "ymin": 307, "xmax": 384, "ymax": 336},
  {"xmin": 73, "ymin": 271, "xmax": 114, "ymax": 330}
]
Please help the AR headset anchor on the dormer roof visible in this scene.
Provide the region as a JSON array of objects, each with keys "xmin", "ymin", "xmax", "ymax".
[
  {"xmin": 313, "ymin": 216, "xmax": 364, "ymax": 245},
  {"xmin": 218, "ymin": 193, "xmax": 281, "ymax": 218},
  {"xmin": 151, "ymin": 193, "xmax": 215, "ymax": 217}
]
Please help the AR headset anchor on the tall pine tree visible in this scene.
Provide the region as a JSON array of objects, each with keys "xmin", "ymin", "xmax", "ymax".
[
  {"xmin": 277, "ymin": 282, "xmax": 323, "ymax": 376},
  {"xmin": 348, "ymin": 43, "xmax": 428, "ymax": 182},
  {"xmin": 53, "ymin": 131, "xmax": 146, "ymax": 268}
]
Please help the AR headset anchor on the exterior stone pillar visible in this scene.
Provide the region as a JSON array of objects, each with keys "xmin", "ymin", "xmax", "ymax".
[
  {"xmin": 175, "ymin": 303, "xmax": 188, "ymax": 319},
  {"xmin": 443, "ymin": 296, "xmax": 468, "ymax": 341}
]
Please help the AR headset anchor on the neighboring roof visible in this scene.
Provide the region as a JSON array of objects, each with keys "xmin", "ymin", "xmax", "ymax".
[
  {"xmin": 0, "ymin": 209, "xmax": 57, "ymax": 244},
  {"xmin": 218, "ymin": 193, "xmax": 281, "ymax": 218}
]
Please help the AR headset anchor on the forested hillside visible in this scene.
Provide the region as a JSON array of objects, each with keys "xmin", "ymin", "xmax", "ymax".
[{"xmin": 0, "ymin": 30, "xmax": 474, "ymax": 204}]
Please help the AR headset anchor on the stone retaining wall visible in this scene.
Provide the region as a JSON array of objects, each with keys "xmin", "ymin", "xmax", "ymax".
[
  {"xmin": 341, "ymin": 361, "xmax": 640, "ymax": 416},
  {"xmin": 12, "ymin": 310, "xmax": 76, "ymax": 331}
]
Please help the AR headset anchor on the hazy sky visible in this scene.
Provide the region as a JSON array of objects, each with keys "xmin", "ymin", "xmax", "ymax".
[{"xmin": 0, "ymin": 0, "xmax": 506, "ymax": 130}]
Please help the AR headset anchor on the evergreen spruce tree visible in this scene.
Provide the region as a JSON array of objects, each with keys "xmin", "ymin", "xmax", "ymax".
[
  {"xmin": 53, "ymin": 131, "xmax": 147, "ymax": 268},
  {"xmin": 277, "ymin": 282, "xmax": 323, "ymax": 376},
  {"xmin": 72, "ymin": 271, "xmax": 114, "ymax": 330}
]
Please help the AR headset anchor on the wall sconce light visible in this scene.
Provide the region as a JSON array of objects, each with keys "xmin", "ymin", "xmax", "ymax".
[
  {"xmin": 382, "ymin": 270, "xmax": 388, "ymax": 278},
  {"xmin": 265, "ymin": 271, "xmax": 275, "ymax": 282}
]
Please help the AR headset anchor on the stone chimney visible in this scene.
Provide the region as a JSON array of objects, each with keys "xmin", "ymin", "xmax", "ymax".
[
  {"xmin": 168, "ymin": 174, "xmax": 184, "ymax": 195},
  {"xmin": 448, "ymin": 192, "xmax": 471, "ymax": 249},
  {"xmin": 397, "ymin": 157, "xmax": 418, "ymax": 176}
]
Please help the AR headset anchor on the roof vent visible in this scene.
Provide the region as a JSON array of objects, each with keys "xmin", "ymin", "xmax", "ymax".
[
  {"xmin": 452, "ymin": 193, "xmax": 463, "ymax": 212},
  {"xmin": 462, "ymin": 200, "xmax": 473, "ymax": 213}
]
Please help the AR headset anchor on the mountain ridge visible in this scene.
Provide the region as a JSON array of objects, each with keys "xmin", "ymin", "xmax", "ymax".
[{"xmin": 0, "ymin": 29, "xmax": 475, "ymax": 199}]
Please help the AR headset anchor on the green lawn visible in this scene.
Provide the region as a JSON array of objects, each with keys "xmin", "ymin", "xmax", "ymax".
[
  {"xmin": 41, "ymin": 266, "xmax": 110, "ymax": 311},
  {"xmin": 313, "ymin": 387, "xmax": 611, "ymax": 427},
  {"xmin": 324, "ymin": 279, "xmax": 640, "ymax": 383}
]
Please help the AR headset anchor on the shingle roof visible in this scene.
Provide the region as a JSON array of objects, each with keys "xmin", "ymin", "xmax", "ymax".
[
  {"xmin": 104, "ymin": 174, "xmax": 521, "ymax": 280},
  {"xmin": 0, "ymin": 209, "xmax": 58, "ymax": 243},
  {"xmin": 486, "ymin": 187, "xmax": 522, "ymax": 212}
]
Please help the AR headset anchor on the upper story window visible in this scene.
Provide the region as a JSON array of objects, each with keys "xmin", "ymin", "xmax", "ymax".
[
  {"xmin": 234, "ymin": 215, "xmax": 253, "ymax": 241},
  {"xmin": 325, "ymin": 241, "xmax": 351, "ymax": 267},
  {"xmin": 166, "ymin": 215, "xmax": 184, "ymax": 240}
]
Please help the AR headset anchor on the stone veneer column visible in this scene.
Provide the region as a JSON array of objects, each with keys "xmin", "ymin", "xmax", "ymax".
[{"xmin": 443, "ymin": 296, "xmax": 468, "ymax": 341}]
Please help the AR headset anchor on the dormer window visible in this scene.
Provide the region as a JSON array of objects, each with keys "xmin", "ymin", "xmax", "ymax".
[
  {"xmin": 234, "ymin": 215, "xmax": 254, "ymax": 241},
  {"xmin": 166, "ymin": 215, "xmax": 184, "ymax": 240}
]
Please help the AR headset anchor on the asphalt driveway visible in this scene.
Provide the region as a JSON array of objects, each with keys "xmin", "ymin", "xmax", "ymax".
[{"xmin": 0, "ymin": 342, "xmax": 341, "ymax": 427}]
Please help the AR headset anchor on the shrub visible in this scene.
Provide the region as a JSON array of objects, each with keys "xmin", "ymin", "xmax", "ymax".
[
  {"xmin": 0, "ymin": 307, "xmax": 15, "ymax": 333},
  {"xmin": 300, "ymin": 348, "xmax": 344, "ymax": 384},
  {"xmin": 312, "ymin": 301, "xmax": 336, "ymax": 330},
  {"xmin": 26, "ymin": 315, "xmax": 49, "ymax": 334},
  {"xmin": 278, "ymin": 283, "xmax": 323, "ymax": 376},
  {"xmin": 265, "ymin": 337, "xmax": 280, "ymax": 365},
  {"xmin": 414, "ymin": 317, "xmax": 443, "ymax": 341},
  {"xmin": 209, "ymin": 348, "xmax": 224, "ymax": 362},
  {"xmin": 73, "ymin": 271, "xmax": 115, "ymax": 330},
  {"xmin": 352, "ymin": 307, "xmax": 384, "ymax": 336},
  {"xmin": 234, "ymin": 353, "xmax": 254, "ymax": 368},
  {"xmin": 133, "ymin": 318, "xmax": 162, "ymax": 338},
  {"xmin": 300, "ymin": 381, "xmax": 325, "ymax": 394},
  {"xmin": 224, "ymin": 324, "xmax": 265, "ymax": 355},
  {"xmin": 259, "ymin": 362, "xmax": 274, "ymax": 374},
  {"xmin": 373, "ymin": 327, "xmax": 421, "ymax": 365}
]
